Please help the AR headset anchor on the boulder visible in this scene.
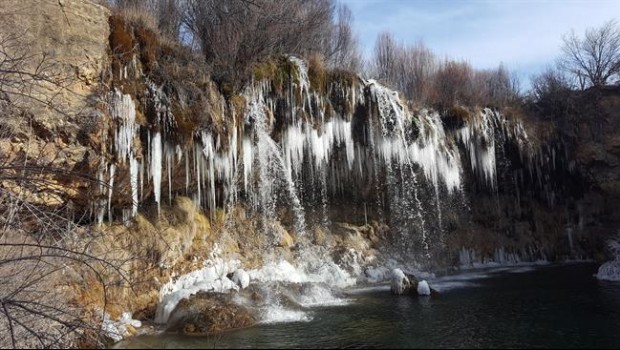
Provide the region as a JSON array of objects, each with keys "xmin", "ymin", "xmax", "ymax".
[
  {"xmin": 417, "ymin": 280, "xmax": 431, "ymax": 296},
  {"xmin": 167, "ymin": 292, "xmax": 256, "ymax": 336},
  {"xmin": 232, "ymin": 269, "xmax": 250, "ymax": 289},
  {"xmin": 390, "ymin": 268, "xmax": 411, "ymax": 295}
]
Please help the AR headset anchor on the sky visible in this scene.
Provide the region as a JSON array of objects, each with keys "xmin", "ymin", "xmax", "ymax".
[{"xmin": 341, "ymin": 0, "xmax": 620, "ymax": 89}]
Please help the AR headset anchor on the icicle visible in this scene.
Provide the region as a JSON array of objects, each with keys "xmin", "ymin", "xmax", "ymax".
[
  {"xmin": 108, "ymin": 164, "xmax": 116, "ymax": 223},
  {"xmin": 130, "ymin": 157, "xmax": 139, "ymax": 216},
  {"xmin": 95, "ymin": 161, "xmax": 106, "ymax": 226},
  {"xmin": 243, "ymin": 137, "xmax": 254, "ymax": 193},
  {"xmin": 107, "ymin": 89, "xmax": 141, "ymax": 221},
  {"xmin": 151, "ymin": 131, "xmax": 163, "ymax": 212}
]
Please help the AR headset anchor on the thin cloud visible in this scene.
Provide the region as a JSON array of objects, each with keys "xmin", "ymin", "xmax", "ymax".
[{"xmin": 343, "ymin": 0, "xmax": 620, "ymax": 82}]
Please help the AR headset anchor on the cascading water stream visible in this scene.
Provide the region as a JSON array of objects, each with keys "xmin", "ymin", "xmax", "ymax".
[
  {"xmin": 100, "ymin": 56, "xmax": 532, "ymax": 268},
  {"xmin": 96, "ymin": 56, "xmax": 553, "ymax": 336}
]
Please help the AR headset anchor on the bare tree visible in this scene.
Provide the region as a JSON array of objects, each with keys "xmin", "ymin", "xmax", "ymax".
[
  {"xmin": 324, "ymin": 4, "xmax": 362, "ymax": 72},
  {"xmin": 182, "ymin": 0, "xmax": 341, "ymax": 92},
  {"xmin": 528, "ymin": 66, "xmax": 577, "ymax": 123},
  {"xmin": 371, "ymin": 32, "xmax": 400, "ymax": 87},
  {"xmin": 154, "ymin": 0, "xmax": 183, "ymax": 40},
  {"xmin": 432, "ymin": 59, "xmax": 474, "ymax": 108},
  {"xmin": 399, "ymin": 42, "xmax": 436, "ymax": 104},
  {"xmin": 0, "ymin": 12, "xmax": 131, "ymax": 348},
  {"xmin": 531, "ymin": 67, "xmax": 573, "ymax": 102},
  {"xmin": 559, "ymin": 19, "xmax": 620, "ymax": 89},
  {"xmin": 472, "ymin": 63, "xmax": 520, "ymax": 107}
]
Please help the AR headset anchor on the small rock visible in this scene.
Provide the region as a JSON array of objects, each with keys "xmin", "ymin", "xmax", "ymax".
[
  {"xmin": 167, "ymin": 292, "xmax": 256, "ymax": 336},
  {"xmin": 232, "ymin": 269, "xmax": 250, "ymax": 289},
  {"xmin": 390, "ymin": 268, "xmax": 411, "ymax": 295},
  {"xmin": 417, "ymin": 280, "xmax": 431, "ymax": 296}
]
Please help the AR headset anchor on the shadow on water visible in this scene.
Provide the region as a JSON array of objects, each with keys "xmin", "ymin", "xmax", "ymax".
[{"xmin": 115, "ymin": 263, "xmax": 620, "ymax": 349}]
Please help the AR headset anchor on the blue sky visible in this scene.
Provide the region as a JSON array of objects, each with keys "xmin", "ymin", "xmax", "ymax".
[{"xmin": 342, "ymin": 0, "xmax": 620, "ymax": 88}]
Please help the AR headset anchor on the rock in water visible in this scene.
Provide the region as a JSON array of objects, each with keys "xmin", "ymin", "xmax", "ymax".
[
  {"xmin": 232, "ymin": 269, "xmax": 250, "ymax": 289},
  {"xmin": 596, "ymin": 260, "xmax": 620, "ymax": 281},
  {"xmin": 390, "ymin": 268, "xmax": 411, "ymax": 295},
  {"xmin": 167, "ymin": 292, "xmax": 256, "ymax": 335},
  {"xmin": 417, "ymin": 280, "xmax": 431, "ymax": 296}
]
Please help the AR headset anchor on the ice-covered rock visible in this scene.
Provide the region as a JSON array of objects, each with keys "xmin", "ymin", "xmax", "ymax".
[
  {"xmin": 249, "ymin": 259, "xmax": 356, "ymax": 289},
  {"xmin": 365, "ymin": 266, "xmax": 390, "ymax": 283},
  {"xmin": 155, "ymin": 257, "xmax": 241, "ymax": 324},
  {"xmin": 232, "ymin": 269, "xmax": 251, "ymax": 289},
  {"xmin": 167, "ymin": 292, "xmax": 256, "ymax": 335},
  {"xmin": 596, "ymin": 260, "xmax": 620, "ymax": 281},
  {"xmin": 596, "ymin": 236, "xmax": 620, "ymax": 281},
  {"xmin": 390, "ymin": 268, "xmax": 411, "ymax": 295},
  {"xmin": 101, "ymin": 311, "xmax": 142, "ymax": 343},
  {"xmin": 417, "ymin": 280, "xmax": 431, "ymax": 296}
]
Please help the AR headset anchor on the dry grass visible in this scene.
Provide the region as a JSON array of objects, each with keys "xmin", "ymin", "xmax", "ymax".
[
  {"xmin": 252, "ymin": 60, "xmax": 277, "ymax": 82},
  {"xmin": 108, "ymin": 15, "xmax": 134, "ymax": 65},
  {"xmin": 135, "ymin": 26, "xmax": 159, "ymax": 73},
  {"xmin": 308, "ymin": 53, "xmax": 327, "ymax": 94}
]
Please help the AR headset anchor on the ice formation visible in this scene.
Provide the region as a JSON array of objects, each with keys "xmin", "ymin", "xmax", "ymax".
[
  {"xmin": 458, "ymin": 247, "xmax": 548, "ymax": 269},
  {"xmin": 390, "ymin": 268, "xmax": 410, "ymax": 295},
  {"xmin": 102, "ymin": 56, "xmax": 542, "ymax": 329},
  {"xmin": 101, "ymin": 312, "xmax": 142, "ymax": 343},
  {"xmin": 232, "ymin": 269, "xmax": 251, "ymax": 289},
  {"xmin": 100, "ymin": 57, "xmax": 522, "ymax": 261},
  {"xmin": 417, "ymin": 280, "xmax": 431, "ymax": 296},
  {"xmin": 596, "ymin": 237, "xmax": 620, "ymax": 281},
  {"xmin": 154, "ymin": 256, "xmax": 241, "ymax": 324}
]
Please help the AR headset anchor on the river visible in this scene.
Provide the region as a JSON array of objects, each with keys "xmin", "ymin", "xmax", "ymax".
[{"xmin": 116, "ymin": 263, "xmax": 620, "ymax": 349}]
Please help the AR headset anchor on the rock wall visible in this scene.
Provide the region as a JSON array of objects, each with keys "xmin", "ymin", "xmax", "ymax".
[
  {"xmin": 0, "ymin": 0, "xmax": 109, "ymax": 207},
  {"xmin": 1, "ymin": 1, "xmax": 620, "ymax": 346}
]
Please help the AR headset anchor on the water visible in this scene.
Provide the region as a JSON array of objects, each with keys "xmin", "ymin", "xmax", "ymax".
[{"xmin": 116, "ymin": 263, "xmax": 620, "ymax": 349}]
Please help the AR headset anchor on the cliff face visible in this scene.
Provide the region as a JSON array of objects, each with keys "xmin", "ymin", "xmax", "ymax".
[
  {"xmin": 0, "ymin": 0, "xmax": 109, "ymax": 207},
  {"xmin": 1, "ymin": 1, "xmax": 620, "ymax": 346},
  {"xmin": 1, "ymin": 0, "xmax": 618, "ymax": 266}
]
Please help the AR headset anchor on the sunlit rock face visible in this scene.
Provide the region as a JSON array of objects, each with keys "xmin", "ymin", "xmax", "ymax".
[{"xmin": 96, "ymin": 55, "xmax": 551, "ymax": 264}]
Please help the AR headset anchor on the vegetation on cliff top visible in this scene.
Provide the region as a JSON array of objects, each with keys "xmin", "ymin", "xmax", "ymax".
[{"xmin": 0, "ymin": 1, "xmax": 619, "ymax": 349}]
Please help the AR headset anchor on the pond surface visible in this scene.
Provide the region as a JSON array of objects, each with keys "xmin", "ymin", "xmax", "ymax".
[{"xmin": 116, "ymin": 263, "xmax": 620, "ymax": 349}]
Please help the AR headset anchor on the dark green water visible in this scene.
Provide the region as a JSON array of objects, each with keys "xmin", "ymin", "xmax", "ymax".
[{"xmin": 117, "ymin": 263, "xmax": 620, "ymax": 349}]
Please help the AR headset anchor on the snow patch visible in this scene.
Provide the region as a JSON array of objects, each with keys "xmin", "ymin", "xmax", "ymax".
[
  {"xmin": 258, "ymin": 306, "xmax": 312, "ymax": 324},
  {"xmin": 458, "ymin": 247, "xmax": 548, "ymax": 269},
  {"xmin": 155, "ymin": 254, "xmax": 241, "ymax": 324},
  {"xmin": 296, "ymin": 285, "xmax": 351, "ymax": 308},
  {"xmin": 390, "ymin": 268, "xmax": 410, "ymax": 295},
  {"xmin": 597, "ymin": 261, "xmax": 620, "ymax": 281},
  {"xmin": 596, "ymin": 237, "xmax": 620, "ymax": 281},
  {"xmin": 232, "ymin": 269, "xmax": 251, "ymax": 289},
  {"xmin": 364, "ymin": 266, "xmax": 390, "ymax": 283},
  {"xmin": 417, "ymin": 280, "xmax": 431, "ymax": 296},
  {"xmin": 101, "ymin": 312, "xmax": 141, "ymax": 343},
  {"xmin": 249, "ymin": 259, "xmax": 356, "ymax": 289}
]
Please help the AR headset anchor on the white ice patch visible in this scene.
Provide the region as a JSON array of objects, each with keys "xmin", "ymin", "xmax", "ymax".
[
  {"xmin": 347, "ymin": 285, "xmax": 391, "ymax": 294},
  {"xmin": 232, "ymin": 269, "xmax": 251, "ymax": 289},
  {"xmin": 366, "ymin": 80, "xmax": 462, "ymax": 192},
  {"xmin": 597, "ymin": 260, "xmax": 620, "ymax": 281},
  {"xmin": 249, "ymin": 260, "xmax": 356, "ymax": 289},
  {"xmin": 390, "ymin": 268, "xmax": 410, "ymax": 295},
  {"xmin": 458, "ymin": 247, "xmax": 548, "ymax": 269},
  {"xmin": 249, "ymin": 260, "xmax": 305, "ymax": 284},
  {"xmin": 596, "ymin": 237, "xmax": 620, "ymax": 281},
  {"xmin": 364, "ymin": 266, "xmax": 390, "ymax": 283},
  {"xmin": 151, "ymin": 131, "xmax": 163, "ymax": 210},
  {"xmin": 258, "ymin": 306, "xmax": 312, "ymax": 324},
  {"xmin": 155, "ymin": 257, "xmax": 241, "ymax": 324},
  {"xmin": 101, "ymin": 312, "xmax": 141, "ymax": 343},
  {"xmin": 296, "ymin": 285, "xmax": 351, "ymax": 308},
  {"xmin": 417, "ymin": 280, "xmax": 431, "ymax": 296}
]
